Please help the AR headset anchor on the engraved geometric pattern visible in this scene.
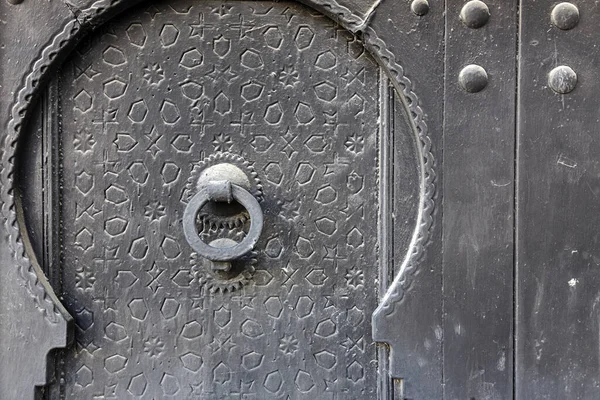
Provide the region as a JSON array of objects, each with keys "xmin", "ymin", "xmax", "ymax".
[{"xmin": 58, "ymin": 1, "xmax": 379, "ymax": 397}]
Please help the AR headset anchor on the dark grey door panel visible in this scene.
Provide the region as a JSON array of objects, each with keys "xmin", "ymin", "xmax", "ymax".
[
  {"xmin": 1, "ymin": 0, "xmax": 440, "ymax": 398},
  {"xmin": 7, "ymin": 0, "xmax": 598, "ymax": 399}
]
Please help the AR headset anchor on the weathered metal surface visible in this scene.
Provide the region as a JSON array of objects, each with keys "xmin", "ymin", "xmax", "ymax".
[
  {"xmin": 9, "ymin": 1, "xmax": 425, "ymax": 398},
  {"xmin": 7, "ymin": 0, "xmax": 600, "ymax": 398},
  {"xmin": 443, "ymin": 0, "xmax": 517, "ymax": 398},
  {"xmin": 517, "ymin": 1, "xmax": 600, "ymax": 398}
]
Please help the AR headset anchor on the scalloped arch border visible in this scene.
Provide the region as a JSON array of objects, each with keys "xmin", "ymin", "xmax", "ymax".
[{"xmin": 0, "ymin": 0, "xmax": 435, "ymax": 323}]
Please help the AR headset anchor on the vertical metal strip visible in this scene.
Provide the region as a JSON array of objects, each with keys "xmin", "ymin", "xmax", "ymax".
[{"xmin": 377, "ymin": 67, "xmax": 393, "ymax": 400}]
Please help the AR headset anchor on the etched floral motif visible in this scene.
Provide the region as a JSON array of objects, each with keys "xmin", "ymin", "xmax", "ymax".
[
  {"xmin": 279, "ymin": 65, "xmax": 299, "ymax": 87},
  {"xmin": 345, "ymin": 267, "xmax": 364, "ymax": 289},
  {"xmin": 279, "ymin": 334, "xmax": 299, "ymax": 355},
  {"xmin": 143, "ymin": 336, "xmax": 165, "ymax": 357},
  {"xmin": 75, "ymin": 265, "xmax": 96, "ymax": 291},
  {"xmin": 144, "ymin": 201, "xmax": 166, "ymax": 222},
  {"xmin": 212, "ymin": 132, "xmax": 233, "ymax": 152},
  {"xmin": 344, "ymin": 133, "xmax": 364, "ymax": 154},
  {"xmin": 143, "ymin": 63, "xmax": 164, "ymax": 85},
  {"xmin": 74, "ymin": 130, "xmax": 96, "ymax": 153}
]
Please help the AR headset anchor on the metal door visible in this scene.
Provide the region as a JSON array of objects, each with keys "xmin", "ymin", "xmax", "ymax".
[
  {"xmin": 3, "ymin": 0, "xmax": 598, "ymax": 399},
  {"xmin": 2, "ymin": 0, "xmax": 434, "ymax": 398}
]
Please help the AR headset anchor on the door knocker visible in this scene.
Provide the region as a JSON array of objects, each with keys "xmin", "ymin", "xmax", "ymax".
[{"xmin": 183, "ymin": 153, "xmax": 264, "ymax": 292}]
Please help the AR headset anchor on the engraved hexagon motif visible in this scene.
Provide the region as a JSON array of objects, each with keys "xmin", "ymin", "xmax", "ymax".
[
  {"xmin": 126, "ymin": 23, "xmax": 146, "ymax": 47},
  {"xmin": 294, "ymin": 25, "xmax": 315, "ymax": 50},
  {"xmin": 264, "ymin": 26, "xmax": 283, "ymax": 49},
  {"xmin": 314, "ymin": 81, "xmax": 337, "ymax": 102},
  {"xmin": 295, "ymin": 295, "xmax": 314, "ymax": 318},
  {"xmin": 75, "ymin": 365, "xmax": 93, "ymax": 388},
  {"xmin": 114, "ymin": 133, "xmax": 137, "ymax": 152},
  {"xmin": 105, "ymin": 321, "xmax": 127, "ymax": 342},
  {"xmin": 181, "ymin": 321, "xmax": 203, "ymax": 339},
  {"xmin": 75, "ymin": 227, "xmax": 93, "ymax": 251},
  {"xmin": 128, "ymin": 161, "xmax": 149, "ymax": 184},
  {"xmin": 160, "ymin": 100, "xmax": 181, "ymax": 124},
  {"xmin": 315, "ymin": 216, "xmax": 337, "ymax": 236},
  {"xmin": 74, "ymin": 89, "xmax": 92, "ymax": 112},
  {"xmin": 129, "ymin": 236, "xmax": 148, "ymax": 260},
  {"xmin": 160, "ymin": 298, "xmax": 180, "ymax": 319},
  {"xmin": 104, "ymin": 354, "xmax": 127, "ymax": 373},
  {"xmin": 242, "ymin": 351, "xmax": 264, "ymax": 370},
  {"xmin": 127, "ymin": 373, "xmax": 147, "ymax": 396},
  {"xmin": 161, "ymin": 236, "xmax": 181, "ymax": 259},
  {"xmin": 171, "ymin": 134, "xmax": 193, "ymax": 152},
  {"xmin": 105, "ymin": 184, "xmax": 129, "ymax": 205},
  {"xmin": 314, "ymin": 350, "xmax": 336, "ymax": 370},
  {"xmin": 295, "ymin": 370, "xmax": 315, "ymax": 392},
  {"xmin": 265, "ymin": 237, "xmax": 283, "ymax": 258},
  {"xmin": 315, "ymin": 50, "xmax": 337, "ymax": 70},
  {"xmin": 264, "ymin": 296, "xmax": 283, "ymax": 318},
  {"xmin": 264, "ymin": 102, "xmax": 283, "ymax": 125},
  {"xmin": 214, "ymin": 91, "xmax": 231, "ymax": 115},
  {"xmin": 180, "ymin": 80, "xmax": 204, "ymax": 100},
  {"xmin": 115, "ymin": 270, "xmax": 138, "ymax": 288},
  {"xmin": 240, "ymin": 49, "xmax": 264, "ymax": 69},
  {"xmin": 103, "ymin": 78, "xmax": 127, "ymax": 99},
  {"xmin": 161, "ymin": 162, "xmax": 181, "ymax": 184},
  {"xmin": 105, "ymin": 216, "xmax": 128, "ymax": 237},
  {"xmin": 75, "ymin": 171, "xmax": 94, "ymax": 194},
  {"xmin": 213, "ymin": 362, "xmax": 231, "ymax": 385},
  {"xmin": 305, "ymin": 269, "xmax": 327, "ymax": 286},
  {"xmin": 75, "ymin": 307, "xmax": 93, "ymax": 330},
  {"xmin": 241, "ymin": 81, "xmax": 264, "ymax": 102},
  {"xmin": 180, "ymin": 48, "xmax": 203, "ymax": 69},
  {"xmin": 347, "ymin": 360, "xmax": 364, "ymax": 382},
  {"xmin": 346, "ymin": 305, "xmax": 365, "ymax": 326},
  {"xmin": 212, "ymin": 35, "xmax": 231, "ymax": 57},
  {"xmin": 161, "ymin": 373, "xmax": 180, "ymax": 395},
  {"xmin": 348, "ymin": 93, "xmax": 365, "ymax": 114},
  {"xmin": 264, "ymin": 370, "xmax": 283, "ymax": 393},
  {"xmin": 295, "ymin": 102, "xmax": 315, "ymax": 124},
  {"xmin": 315, "ymin": 185, "xmax": 337, "ymax": 204},
  {"xmin": 304, "ymin": 135, "xmax": 328, "ymax": 153},
  {"xmin": 264, "ymin": 162, "xmax": 283, "ymax": 185},
  {"xmin": 214, "ymin": 306, "xmax": 231, "ymax": 328},
  {"xmin": 128, "ymin": 299, "xmax": 148, "ymax": 321},
  {"xmin": 347, "ymin": 227, "xmax": 364, "ymax": 248},
  {"xmin": 160, "ymin": 24, "xmax": 179, "ymax": 47},
  {"xmin": 241, "ymin": 319, "xmax": 264, "ymax": 338},
  {"xmin": 172, "ymin": 270, "xmax": 192, "ymax": 287},
  {"xmin": 295, "ymin": 236, "xmax": 314, "ymax": 259},
  {"xmin": 315, "ymin": 318, "xmax": 337, "ymax": 338},
  {"xmin": 128, "ymin": 99, "xmax": 148, "ymax": 123},
  {"xmin": 180, "ymin": 352, "xmax": 203, "ymax": 372},
  {"xmin": 102, "ymin": 45, "xmax": 126, "ymax": 66},
  {"xmin": 250, "ymin": 135, "xmax": 273, "ymax": 152}
]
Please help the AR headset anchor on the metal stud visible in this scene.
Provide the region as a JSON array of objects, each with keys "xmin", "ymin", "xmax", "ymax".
[
  {"xmin": 460, "ymin": 0, "xmax": 490, "ymax": 28},
  {"xmin": 411, "ymin": 0, "xmax": 430, "ymax": 16},
  {"xmin": 548, "ymin": 66, "xmax": 577, "ymax": 94},
  {"xmin": 459, "ymin": 64, "xmax": 488, "ymax": 93},
  {"xmin": 551, "ymin": 2, "xmax": 579, "ymax": 30}
]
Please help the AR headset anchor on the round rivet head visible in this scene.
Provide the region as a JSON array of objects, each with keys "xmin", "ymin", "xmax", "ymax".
[
  {"xmin": 459, "ymin": 64, "xmax": 488, "ymax": 93},
  {"xmin": 460, "ymin": 0, "xmax": 490, "ymax": 28},
  {"xmin": 551, "ymin": 2, "xmax": 579, "ymax": 30},
  {"xmin": 411, "ymin": 0, "xmax": 430, "ymax": 16},
  {"xmin": 548, "ymin": 65, "xmax": 577, "ymax": 94}
]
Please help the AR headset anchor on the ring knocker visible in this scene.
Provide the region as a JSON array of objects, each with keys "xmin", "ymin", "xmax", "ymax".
[{"xmin": 183, "ymin": 179, "xmax": 264, "ymax": 262}]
